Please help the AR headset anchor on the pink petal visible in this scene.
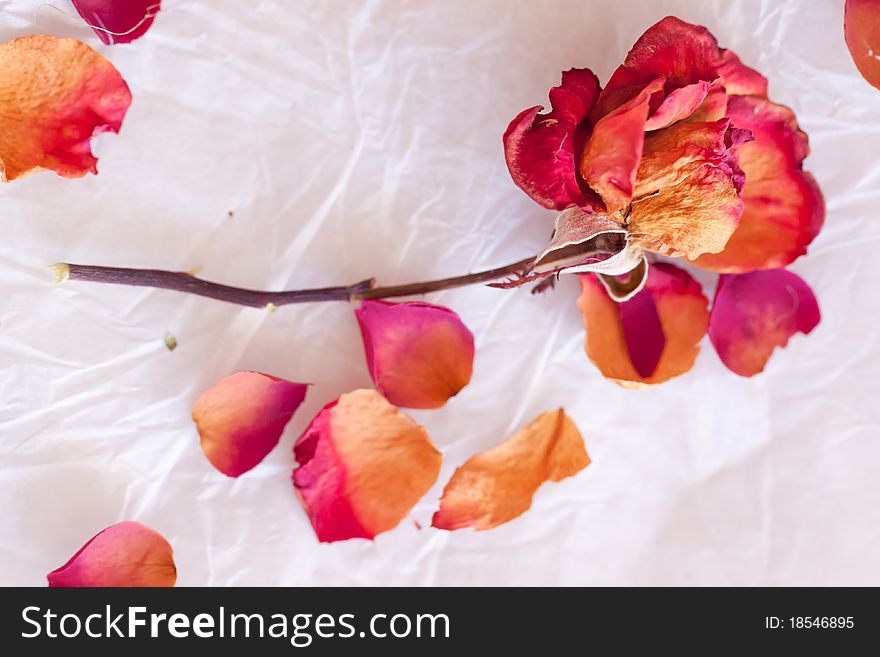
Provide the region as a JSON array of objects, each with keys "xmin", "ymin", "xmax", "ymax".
[
  {"xmin": 192, "ymin": 371, "xmax": 308, "ymax": 477},
  {"xmin": 72, "ymin": 0, "xmax": 162, "ymax": 45},
  {"xmin": 356, "ymin": 300, "xmax": 474, "ymax": 409},
  {"xmin": 708, "ymin": 269, "xmax": 820, "ymax": 377},
  {"xmin": 47, "ymin": 522, "xmax": 176, "ymax": 587},
  {"xmin": 503, "ymin": 68, "xmax": 603, "ymax": 211},
  {"xmin": 644, "ymin": 81, "xmax": 711, "ymax": 131}
]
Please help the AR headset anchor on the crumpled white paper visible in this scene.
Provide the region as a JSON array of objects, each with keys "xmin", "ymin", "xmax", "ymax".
[{"xmin": 1, "ymin": 0, "xmax": 878, "ymax": 586}]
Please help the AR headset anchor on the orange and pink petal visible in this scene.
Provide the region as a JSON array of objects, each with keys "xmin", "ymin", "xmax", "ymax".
[
  {"xmin": 47, "ymin": 522, "xmax": 176, "ymax": 587},
  {"xmin": 845, "ymin": 0, "xmax": 880, "ymax": 90},
  {"xmin": 356, "ymin": 300, "xmax": 474, "ymax": 409},
  {"xmin": 576, "ymin": 262, "xmax": 709, "ymax": 386},
  {"xmin": 503, "ymin": 68, "xmax": 603, "ymax": 211},
  {"xmin": 72, "ymin": 0, "xmax": 162, "ymax": 45},
  {"xmin": 708, "ymin": 269, "xmax": 820, "ymax": 377},
  {"xmin": 192, "ymin": 371, "xmax": 308, "ymax": 477},
  {"xmin": 0, "ymin": 35, "xmax": 131, "ymax": 181},
  {"xmin": 293, "ymin": 389, "xmax": 442, "ymax": 543},
  {"xmin": 432, "ymin": 409, "xmax": 589, "ymax": 531}
]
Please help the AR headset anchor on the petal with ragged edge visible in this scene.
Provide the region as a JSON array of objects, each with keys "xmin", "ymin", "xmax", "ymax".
[
  {"xmin": 594, "ymin": 16, "xmax": 766, "ymax": 118},
  {"xmin": 356, "ymin": 300, "xmax": 474, "ymax": 409},
  {"xmin": 576, "ymin": 262, "xmax": 709, "ymax": 386},
  {"xmin": 432, "ymin": 409, "xmax": 589, "ymax": 531},
  {"xmin": 192, "ymin": 371, "xmax": 308, "ymax": 477},
  {"xmin": 580, "ymin": 77, "xmax": 664, "ymax": 215},
  {"xmin": 72, "ymin": 0, "xmax": 162, "ymax": 45},
  {"xmin": 503, "ymin": 69, "xmax": 603, "ymax": 211},
  {"xmin": 0, "ymin": 35, "xmax": 131, "ymax": 181},
  {"xmin": 293, "ymin": 389, "xmax": 442, "ymax": 543},
  {"xmin": 47, "ymin": 522, "xmax": 176, "ymax": 587},
  {"xmin": 693, "ymin": 96, "xmax": 824, "ymax": 272},
  {"xmin": 709, "ymin": 269, "xmax": 820, "ymax": 377},
  {"xmin": 845, "ymin": 0, "xmax": 880, "ymax": 90}
]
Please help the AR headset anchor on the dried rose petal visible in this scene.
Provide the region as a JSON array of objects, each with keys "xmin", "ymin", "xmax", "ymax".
[
  {"xmin": 192, "ymin": 371, "xmax": 308, "ymax": 477},
  {"xmin": 293, "ymin": 389, "xmax": 442, "ymax": 543},
  {"xmin": 47, "ymin": 522, "xmax": 176, "ymax": 587},
  {"xmin": 644, "ymin": 80, "xmax": 710, "ymax": 131},
  {"xmin": 576, "ymin": 262, "xmax": 709, "ymax": 386},
  {"xmin": 708, "ymin": 269, "xmax": 820, "ymax": 377},
  {"xmin": 503, "ymin": 68, "xmax": 603, "ymax": 211},
  {"xmin": 693, "ymin": 96, "xmax": 824, "ymax": 272},
  {"xmin": 72, "ymin": 0, "xmax": 162, "ymax": 45},
  {"xmin": 0, "ymin": 35, "xmax": 131, "ymax": 181},
  {"xmin": 845, "ymin": 0, "xmax": 880, "ymax": 90},
  {"xmin": 355, "ymin": 300, "xmax": 474, "ymax": 409},
  {"xmin": 432, "ymin": 409, "xmax": 589, "ymax": 531}
]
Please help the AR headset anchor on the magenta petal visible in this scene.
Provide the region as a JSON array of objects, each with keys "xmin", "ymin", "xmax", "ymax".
[
  {"xmin": 503, "ymin": 68, "xmax": 603, "ymax": 211},
  {"xmin": 72, "ymin": 0, "xmax": 162, "ymax": 45},
  {"xmin": 709, "ymin": 269, "xmax": 820, "ymax": 377},
  {"xmin": 618, "ymin": 289, "xmax": 666, "ymax": 378},
  {"xmin": 644, "ymin": 81, "xmax": 710, "ymax": 130}
]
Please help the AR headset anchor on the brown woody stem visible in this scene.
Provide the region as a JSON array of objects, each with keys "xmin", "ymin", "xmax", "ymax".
[{"xmin": 57, "ymin": 257, "xmax": 537, "ymax": 309}]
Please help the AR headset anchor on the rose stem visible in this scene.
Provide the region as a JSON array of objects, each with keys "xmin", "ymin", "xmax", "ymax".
[{"xmin": 54, "ymin": 257, "xmax": 537, "ymax": 309}]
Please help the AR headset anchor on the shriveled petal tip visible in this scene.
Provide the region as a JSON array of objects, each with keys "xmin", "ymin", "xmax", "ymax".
[
  {"xmin": 48, "ymin": 522, "xmax": 176, "ymax": 587},
  {"xmin": 73, "ymin": 0, "xmax": 162, "ymax": 45},
  {"xmin": 293, "ymin": 389, "xmax": 442, "ymax": 543},
  {"xmin": 432, "ymin": 409, "xmax": 589, "ymax": 531},
  {"xmin": 580, "ymin": 77, "xmax": 664, "ymax": 215},
  {"xmin": 356, "ymin": 300, "xmax": 474, "ymax": 409},
  {"xmin": 503, "ymin": 68, "xmax": 603, "ymax": 211},
  {"xmin": 693, "ymin": 96, "xmax": 824, "ymax": 272},
  {"xmin": 845, "ymin": 0, "xmax": 880, "ymax": 90},
  {"xmin": 577, "ymin": 262, "xmax": 709, "ymax": 386},
  {"xmin": 709, "ymin": 269, "xmax": 820, "ymax": 377},
  {"xmin": 192, "ymin": 371, "xmax": 308, "ymax": 477},
  {"xmin": 0, "ymin": 36, "xmax": 131, "ymax": 182}
]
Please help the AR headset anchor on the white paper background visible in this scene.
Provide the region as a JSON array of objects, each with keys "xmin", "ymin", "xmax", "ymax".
[{"xmin": 1, "ymin": 0, "xmax": 878, "ymax": 586}]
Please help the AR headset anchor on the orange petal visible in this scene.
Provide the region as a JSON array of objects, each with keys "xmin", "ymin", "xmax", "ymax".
[
  {"xmin": 579, "ymin": 77, "xmax": 664, "ymax": 215},
  {"xmin": 356, "ymin": 300, "xmax": 474, "ymax": 409},
  {"xmin": 845, "ymin": 0, "xmax": 880, "ymax": 90},
  {"xmin": 192, "ymin": 371, "xmax": 308, "ymax": 477},
  {"xmin": 432, "ymin": 409, "xmax": 589, "ymax": 531},
  {"xmin": 693, "ymin": 96, "xmax": 824, "ymax": 272},
  {"xmin": 47, "ymin": 522, "xmax": 176, "ymax": 587},
  {"xmin": 0, "ymin": 35, "xmax": 131, "ymax": 181},
  {"xmin": 293, "ymin": 389, "xmax": 442, "ymax": 543},
  {"xmin": 576, "ymin": 261, "xmax": 709, "ymax": 386}
]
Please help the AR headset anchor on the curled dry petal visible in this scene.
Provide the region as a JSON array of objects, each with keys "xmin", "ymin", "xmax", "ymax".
[
  {"xmin": 47, "ymin": 522, "xmax": 176, "ymax": 587},
  {"xmin": 577, "ymin": 262, "xmax": 709, "ymax": 386},
  {"xmin": 72, "ymin": 0, "xmax": 162, "ymax": 45},
  {"xmin": 503, "ymin": 69, "xmax": 603, "ymax": 211},
  {"xmin": 293, "ymin": 389, "xmax": 442, "ymax": 543},
  {"xmin": 356, "ymin": 300, "xmax": 474, "ymax": 409},
  {"xmin": 597, "ymin": 256, "xmax": 649, "ymax": 302},
  {"xmin": 192, "ymin": 371, "xmax": 308, "ymax": 477},
  {"xmin": 644, "ymin": 80, "xmax": 710, "ymax": 131},
  {"xmin": 432, "ymin": 409, "xmax": 589, "ymax": 531},
  {"xmin": 0, "ymin": 35, "xmax": 131, "ymax": 181},
  {"xmin": 845, "ymin": 0, "xmax": 880, "ymax": 90},
  {"xmin": 708, "ymin": 269, "xmax": 820, "ymax": 377},
  {"xmin": 693, "ymin": 96, "xmax": 824, "ymax": 272}
]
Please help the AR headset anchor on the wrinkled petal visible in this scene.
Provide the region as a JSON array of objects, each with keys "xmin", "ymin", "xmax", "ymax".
[
  {"xmin": 73, "ymin": 0, "xmax": 162, "ymax": 45},
  {"xmin": 693, "ymin": 96, "xmax": 824, "ymax": 272},
  {"xmin": 644, "ymin": 80, "xmax": 710, "ymax": 130},
  {"xmin": 0, "ymin": 35, "xmax": 131, "ymax": 181},
  {"xmin": 356, "ymin": 300, "xmax": 474, "ymax": 409},
  {"xmin": 47, "ymin": 522, "xmax": 176, "ymax": 587},
  {"xmin": 580, "ymin": 77, "xmax": 664, "ymax": 214},
  {"xmin": 845, "ymin": 0, "xmax": 880, "ymax": 90},
  {"xmin": 577, "ymin": 262, "xmax": 709, "ymax": 386},
  {"xmin": 595, "ymin": 16, "xmax": 766, "ymax": 118},
  {"xmin": 432, "ymin": 409, "xmax": 589, "ymax": 531},
  {"xmin": 503, "ymin": 68, "xmax": 603, "ymax": 210},
  {"xmin": 708, "ymin": 269, "xmax": 820, "ymax": 377},
  {"xmin": 532, "ymin": 207, "xmax": 626, "ymax": 273},
  {"xmin": 293, "ymin": 389, "xmax": 442, "ymax": 542},
  {"xmin": 192, "ymin": 371, "xmax": 308, "ymax": 477}
]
